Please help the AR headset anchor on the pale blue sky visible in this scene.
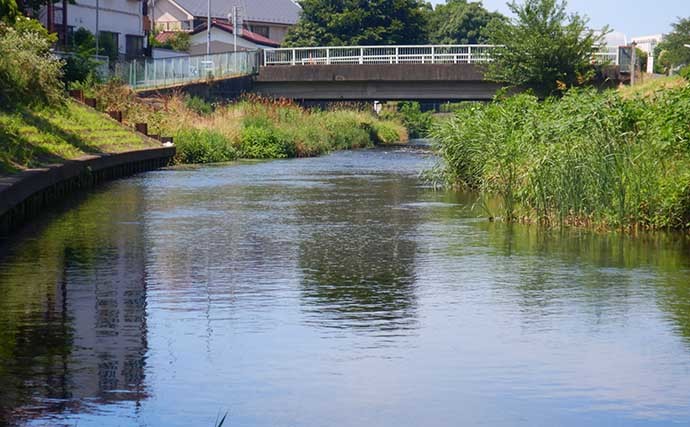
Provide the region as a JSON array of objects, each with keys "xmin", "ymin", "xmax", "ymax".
[{"xmin": 429, "ymin": 0, "xmax": 688, "ymax": 37}]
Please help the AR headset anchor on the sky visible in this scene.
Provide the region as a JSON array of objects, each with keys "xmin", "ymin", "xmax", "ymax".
[{"xmin": 430, "ymin": 0, "xmax": 688, "ymax": 38}]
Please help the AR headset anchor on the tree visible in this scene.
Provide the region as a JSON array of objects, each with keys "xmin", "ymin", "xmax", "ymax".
[
  {"xmin": 654, "ymin": 17, "xmax": 690, "ymax": 74},
  {"xmin": 427, "ymin": 0, "xmax": 505, "ymax": 44},
  {"xmin": 283, "ymin": 0, "xmax": 429, "ymax": 47},
  {"xmin": 0, "ymin": 0, "xmax": 18, "ymax": 24},
  {"xmin": 485, "ymin": 0, "xmax": 604, "ymax": 96}
]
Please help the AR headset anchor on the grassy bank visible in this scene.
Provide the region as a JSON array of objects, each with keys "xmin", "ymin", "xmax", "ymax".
[
  {"xmin": 432, "ymin": 78, "xmax": 690, "ymax": 231},
  {"xmin": 0, "ymin": 100, "xmax": 160, "ymax": 176},
  {"xmin": 94, "ymin": 84, "xmax": 408, "ymax": 164}
]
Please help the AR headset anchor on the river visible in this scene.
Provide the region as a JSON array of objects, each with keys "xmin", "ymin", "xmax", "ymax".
[{"xmin": 1, "ymin": 148, "xmax": 690, "ymax": 426}]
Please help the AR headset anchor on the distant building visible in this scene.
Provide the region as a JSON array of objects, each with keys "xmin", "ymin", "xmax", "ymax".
[
  {"xmin": 40, "ymin": 0, "xmax": 150, "ymax": 59},
  {"xmin": 631, "ymin": 34, "xmax": 665, "ymax": 73},
  {"xmin": 185, "ymin": 19, "xmax": 279, "ymax": 54},
  {"xmin": 150, "ymin": 0, "xmax": 300, "ymax": 45}
]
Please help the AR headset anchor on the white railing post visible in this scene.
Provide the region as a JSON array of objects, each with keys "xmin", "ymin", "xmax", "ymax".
[
  {"xmin": 395, "ymin": 47, "xmax": 399, "ymax": 64},
  {"xmin": 291, "ymin": 48, "xmax": 296, "ymax": 66},
  {"xmin": 431, "ymin": 46, "xmax": 435, "ymax": 64},
  {"xmin": 326, "ymin": 47, "xmax": 330, "ymax": 65},
  {"xmin": 468, "ymin": 46, "xmax": 472, "ymax": 64},
  {"xmin": 359, "ymin": 47, "xmax": 364, "ymax": 64},
  {"xmin": 263, "ymin": 49, "xmax": 267, "ymax": 66}
]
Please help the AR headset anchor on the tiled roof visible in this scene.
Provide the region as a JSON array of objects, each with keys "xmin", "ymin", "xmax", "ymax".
[
  {"xmin": 155, "ymin": 31, "xmax": 179, "ymax": 44},
  {"xmin": 172, "ymin": 0, "xmax": 301, "ymax": 25},
  {"xmin": 189, "ymin": 19, "xmax": 281, "ymax": 47}
]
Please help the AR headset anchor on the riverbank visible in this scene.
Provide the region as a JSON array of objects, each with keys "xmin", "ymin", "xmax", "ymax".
[
  {"xmin": 432, "ymin": 77, "xmax": 690, "ymax": 231},
  {"xmin": 93, "ymin": 83, "xmax": 408, "ymax": 163},
  {"xmin": 0, "ymin": 100, "xmax": 163, "ymax": 176}
]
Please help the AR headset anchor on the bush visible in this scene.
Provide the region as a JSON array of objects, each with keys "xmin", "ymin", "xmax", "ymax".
[
  {"xmin": 0, "ymin": 24, "xmax": 64, "ymax": 108},
  {"xmin": 680, "ymin": 65, "xmax": 690, "ymax": 81},
  {"xmin": 398, "ymin": 101, "xmax": 433, "ymax": 138},
  {"xmin": 184, "ymin": 95, "xmax": 213, "ymax": 115},
  {"xmin": 174, "ymin": 129, "xmax": 238, "ymax": 164},
  {"xmin": 240, "ymin": 125, "xmax": 296, "ymax": 159}
]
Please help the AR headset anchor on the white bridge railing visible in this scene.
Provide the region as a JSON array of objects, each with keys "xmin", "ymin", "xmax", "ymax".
[
  {"xmin": 263, "ymin": 44, "xmax": 623, "ymax": 67},
  {"xmin": 263, "ymin": 45, "xmax": 496, "ymax": 66}
]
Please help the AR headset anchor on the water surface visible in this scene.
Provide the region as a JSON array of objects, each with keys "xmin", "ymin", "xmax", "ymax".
[{"xmin": 1, "ymin": 148, "xmax": 690, "ymax": 426}]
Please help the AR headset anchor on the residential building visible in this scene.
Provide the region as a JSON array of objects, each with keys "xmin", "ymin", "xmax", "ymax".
[
  {"xmin": 184, "ymin": 19, "xmax": 279, "ymax": 54},
  {"xmin": 632, "ymin": 34, "xmax": 665, "ymax": 73},
  {"xmin": 40, "ymin": 0, "xmax": 150, "ymax": 59},
  {"xmin": 150, "ymin": 0, "xmax": 300, "ymax": 44}
]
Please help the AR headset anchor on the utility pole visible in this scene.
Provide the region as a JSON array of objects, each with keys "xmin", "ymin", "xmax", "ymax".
[
  {"xmin": 630, "ymin": 42, "xmax": 637, "ymax": 87},
  {"xmin": 232, "ymin": 6, "xmax": 237, "ymax": 52},
  {"xmin": 95, "ymin": 0, "xmax": 99, "ymax": 56},
  {"xmin": 206, "ymin": 0, "xmax": 211, "ymax": 54},
  {"xmin": 62, "ymin": 0, "xmax": 67, "ymax": 48}
]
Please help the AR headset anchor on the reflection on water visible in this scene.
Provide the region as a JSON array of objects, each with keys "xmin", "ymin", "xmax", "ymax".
[
  {"xmin": 0, "ymin": 148, "xmax": 690, "ymax": 426},
  {"xmin": 298, "ymin": 175, "xmax": 420, "ymax": 333},
  {"xmin": 0, "ymin": 187, "xmax": 148, "ymax": 425}
]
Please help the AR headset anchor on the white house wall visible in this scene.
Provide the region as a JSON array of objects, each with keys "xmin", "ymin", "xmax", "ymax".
[
  {"xmin": 152, "ymin": 0, "xmax": 193, "ymax": 30},
  {"xmin": 52, "ymin": 0, "xmax": 144, "ymax": 54},
  {"xmin": 188, "ymin": 27, "xmax": 266, "ymax": 54}
]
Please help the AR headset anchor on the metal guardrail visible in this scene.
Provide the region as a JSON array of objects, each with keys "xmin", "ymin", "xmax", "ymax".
[
  {"xmin": 264, "ymin": 45, "xmax": 496, "ymax": 66},
  {"xmin": 592, "ymin": 46, "xmax": 620, "ymax": 66},
  {"xmin": 115, "ymin": 50, "xmax": 260, "ymax": 90},
  {"xmin": 263, "ymin": 44, "xmax": 623, "ymax": 67}
]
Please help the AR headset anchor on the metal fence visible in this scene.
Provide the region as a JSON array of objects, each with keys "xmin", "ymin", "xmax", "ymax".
[
  {"xmin": 592, "ymin": 46, "xmax": 620, "ymax": 65},
  {"xmin": 264, "ymin": 45, "xmax": 497, "ymax": 66},
  {"xmin": 264, "ymin": 44, "xmax": 624, "ymax": 67},
  {"xmin": 53, "ymin": 51, "xmax": 110, "ymax": 78},
  {"xmin": 115, "ymin": 50, "xmax": 260, "ymax": 90}
]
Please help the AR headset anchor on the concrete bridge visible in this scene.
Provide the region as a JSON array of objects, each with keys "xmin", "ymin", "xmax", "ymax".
[{"xmin": 130, "ymin": 44, "xmax": 623, "ymax": 102}]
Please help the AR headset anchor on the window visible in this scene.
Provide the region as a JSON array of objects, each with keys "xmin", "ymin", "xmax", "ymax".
[
  {"xmin": 126, "ymin": 35, "xmax": 145, "ymax": 59},
  {"xmin": 250, "ymin": 25, "xmax": 270, "ymax": 38},
  {"xmin": 98, "ymin": 31, "xmax": 119, "ymax": 61}
]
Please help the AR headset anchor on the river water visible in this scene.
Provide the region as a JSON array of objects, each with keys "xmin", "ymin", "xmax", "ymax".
[{"xmin": 1, "ymin": 148, "xmax": 690, "ymax": 426}]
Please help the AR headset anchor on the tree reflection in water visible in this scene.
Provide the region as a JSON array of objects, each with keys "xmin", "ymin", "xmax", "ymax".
[{"xmin": 298, "ymin": 175, "xmax": 422, "ymax": 333}]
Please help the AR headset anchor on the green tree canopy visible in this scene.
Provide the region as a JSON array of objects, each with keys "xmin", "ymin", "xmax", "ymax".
[
  {"xmin": 654, "ymin": 17, "xmax": 690, "ymax": 73},
  {"xmin": 427, "ymin": 0, "xmax": 505, "ymax": 44},
  {"xmin": 0, "ymin": 0, "xmax": 18, "ymax": 24},
  {"xmin": 485, "ymin": 0, "xmax": 604, "ymax": 96},
  {"xmin": 283, "ymin": 0, "xmax": 429, "ymax": 47}
]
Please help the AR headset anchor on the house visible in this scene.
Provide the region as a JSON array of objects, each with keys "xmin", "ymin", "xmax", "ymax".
[
  {"xmin": 631, "ymin": 34, "xmax": 665, "ymax": 73},
  {"xmin": 40, "ymin": 0, "xmax": 150, "ymax": 59},
  {"xmin": 185, "ymin": 19, "xmax": 279, "ymax": 54},
  {"xmin": 151, "ymin": 0, "xmax": 300, "ymax": 44}
]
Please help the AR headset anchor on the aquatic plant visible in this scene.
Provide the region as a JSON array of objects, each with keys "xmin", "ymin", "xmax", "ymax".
[{"xmin": 432, "ymin": 79, "xmax": 690, "ymax": 230}]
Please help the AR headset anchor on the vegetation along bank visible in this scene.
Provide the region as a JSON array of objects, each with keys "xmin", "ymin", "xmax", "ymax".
[
  {"xmin": 93, "ymin": 85, "xmax": 409, "ymax": 165},
  {"xmin": 432, "ymin": 76, "xmax": 690, "ymax": 231}
]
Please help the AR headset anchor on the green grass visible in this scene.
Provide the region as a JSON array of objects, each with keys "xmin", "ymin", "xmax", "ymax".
[
  {"xmin": 0, "ymin": 100, "xmax": 158, "ymax": 176},
  {"xmin": 432, "ymin": 80, "xmax": 690, "ymax": 231}
]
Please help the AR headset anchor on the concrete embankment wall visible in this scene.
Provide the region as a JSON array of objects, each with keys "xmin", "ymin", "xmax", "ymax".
[{"xmin": 0, "ymin": 146, "xmax": 175, "ymax": 235}]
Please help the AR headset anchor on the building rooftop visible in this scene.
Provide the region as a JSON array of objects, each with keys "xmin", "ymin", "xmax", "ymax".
[
  {"xmin": 189, "ymin": 19, "xmax": 281, "ymax": 47},
  {"xmin": 171, "ymin": 0, "xmax": 301, "ymax": 25}
]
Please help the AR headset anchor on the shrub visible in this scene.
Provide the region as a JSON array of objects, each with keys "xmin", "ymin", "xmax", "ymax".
[
  {"xmin": 0, "ymin": 24, "xmax": 64, "ymax": 108},
  {"xmin": 174, "ymin": 129, "xmax": 238, "ymax": 164},
  {"xmin": 397, "ymin": 101, "xmax": 433, "ymax": 138},
  {"xmin": 184, "ymin": 95, "xmax": 213, "ymax": 115},
  {"xmin": 680, "ymin": 65, "xmax": 690, "ymax": 81},
  {"xmin": 240, "ymin": 125, "xmax": 296, "ymax": 159}
]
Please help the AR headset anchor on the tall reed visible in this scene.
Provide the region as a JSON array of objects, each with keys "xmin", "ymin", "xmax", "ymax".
[{"xmin": 432, "ymin": 83, "xmax": 690, "ymax": 230}]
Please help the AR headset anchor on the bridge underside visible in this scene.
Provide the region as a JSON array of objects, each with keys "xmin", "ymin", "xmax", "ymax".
[
  {"xmin": 252, "ymin": 63, "xmax": 502, "ymax": 101},
  {"xmin": 252, "ymin": 80, "xmax": 502, "ymax": 101}
]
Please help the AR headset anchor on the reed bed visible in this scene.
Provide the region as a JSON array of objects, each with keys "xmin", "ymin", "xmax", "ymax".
[
  {"xmin": 432, "ymin": 81, "xmax": 690, "ymax": 230},
  {"xmin": 95, "ymin": 83, "xmax": 407, "ymax": 164}
]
